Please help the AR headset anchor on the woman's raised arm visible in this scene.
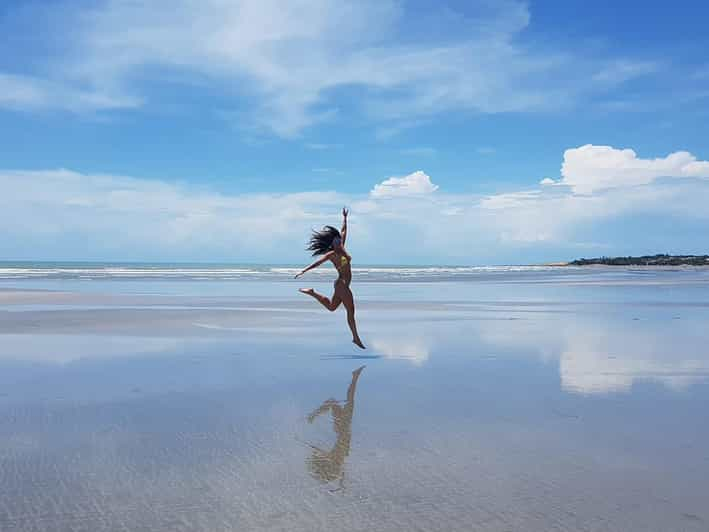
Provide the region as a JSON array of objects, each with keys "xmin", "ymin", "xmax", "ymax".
[{"xmin": 341, "ymin": 207, "xmax": 348, "ymax": 245}]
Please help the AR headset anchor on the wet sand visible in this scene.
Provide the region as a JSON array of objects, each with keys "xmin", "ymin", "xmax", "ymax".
[{"xmin": 1, "ymin": 274, "xmax": 709, "ymax": 531}]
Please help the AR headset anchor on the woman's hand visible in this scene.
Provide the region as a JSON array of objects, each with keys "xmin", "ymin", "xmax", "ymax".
[
  {"xmin": 342, "ymin": 207, "xmax": 348, "ymax": 218},
  {"xmin": 294, "ymin": 271, "xmax": 303, "ymax": 279}
]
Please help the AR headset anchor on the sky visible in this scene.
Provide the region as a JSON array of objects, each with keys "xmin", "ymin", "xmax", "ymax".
[{"xmin": 1, "ymin": 0, "xmax": 709, "ymax": 265}]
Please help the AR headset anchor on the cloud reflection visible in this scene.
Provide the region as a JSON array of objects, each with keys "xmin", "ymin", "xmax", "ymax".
[
  {"xmin": 475, "ymin": 315, "xmax": 709, "ymax": 394},
  {"xmin": 0, "ymin": 334, "xmax": 183, "ymax": 364},
  {"xmin": 558, "ymin": 323, "xmax": 709, "ymax": 394},
  {"xmin": 370, "ymin": 336, "xmax": 430, "ymax": 365}
]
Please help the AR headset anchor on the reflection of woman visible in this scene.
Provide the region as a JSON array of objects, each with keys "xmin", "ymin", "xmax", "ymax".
[
  {"xmin": 295, "ymin": 208, "xmax": 365, "ymax": 349},
  {"xmin": 306, "ymin": 366, "xmax": 365, "ymax": 489}
]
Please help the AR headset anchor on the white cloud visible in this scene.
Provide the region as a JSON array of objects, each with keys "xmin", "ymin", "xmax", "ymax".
[
  {"xmin": 0, "ymin": 168, "xmax": 343, "ymax": 260},
  {"xmin": 305, "ymin": 143, "xmax": 339, "ymax": 150},
  {"xmin": 476, "ymin": 178, "xmax": 708, "ymax": 245},
  {"xmin": 590, "ymin": 59, "xmax": 659, "ymax": 84},
  {"xmin": 479, "ymin": 190, "xmax": 541, "ymax": 210},
  {"xmin": 472, "ymin": 143, "xmax": 709, "ymax": 245},
  {"xmin": 400, "ymin": 147, "xmax": 437, "ymax": 157},
  {"xmin": 560, "ymin": 144, "xmax": 709, "ymax": 194},
  {"xmin": 2, "ymin": 143, "xmax": 709, "ymax": 262},
  {"xmin": 0, "ymin": 0, "xmax": 664, "ymax": 135},
  {"xmin": 370, "ymin": 171, "xmax": 439, "ymax": 198},
  {"xmin": 312, "ymin": 168, "xmax": 343, "ymax": 175},
  {"xmin": 0, "ymin": 73, "xmax": 140, "ymax": 113}
]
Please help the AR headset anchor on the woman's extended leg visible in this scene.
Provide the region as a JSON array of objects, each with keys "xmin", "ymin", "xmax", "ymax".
[
  {"xmin": 299, "ymin": 287, "xmax": 342, "ymax": 312},
  {"xmin": 336, "ymin": 284, "xmax": 365, "ymax": 349}
]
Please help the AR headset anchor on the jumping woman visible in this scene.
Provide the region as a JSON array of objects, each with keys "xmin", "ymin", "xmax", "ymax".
[{"xmin": 295, "ymin": 208, "xmax": 365, "ymax": 349}]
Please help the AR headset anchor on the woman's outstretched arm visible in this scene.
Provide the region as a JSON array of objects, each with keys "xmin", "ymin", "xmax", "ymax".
[
  {"xmin": 341, "ymin": 207, "xmax": 348, "ymax": 245},
  {"xmin": 295, "ymin": 252, "xmax": 333, "ymax": 278}
]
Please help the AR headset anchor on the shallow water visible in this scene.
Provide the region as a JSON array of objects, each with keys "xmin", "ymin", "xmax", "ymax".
[{"xmin": 1, "ymin": 269, "xmax": 708, "ymax": 531}]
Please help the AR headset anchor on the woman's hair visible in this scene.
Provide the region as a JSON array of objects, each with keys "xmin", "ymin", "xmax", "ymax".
[{"xmin": 307, "ymin": 225, "xmax": 341, "ymax": 256}]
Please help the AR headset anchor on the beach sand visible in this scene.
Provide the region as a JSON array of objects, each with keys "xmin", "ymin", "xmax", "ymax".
[{"xmin": 1, "ymin": 273, "xmax": 709, "ymax": 531}]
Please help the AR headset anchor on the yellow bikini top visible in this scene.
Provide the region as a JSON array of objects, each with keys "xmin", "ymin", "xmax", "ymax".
[{"xmin": 340, "ymin": 255, "xmax": 349, "ymax": 266}]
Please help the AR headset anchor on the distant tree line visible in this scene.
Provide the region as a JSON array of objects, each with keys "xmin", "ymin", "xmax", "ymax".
[{"xmin": 569, "ymin": 254, "xmax": 709, "ymax": 266}]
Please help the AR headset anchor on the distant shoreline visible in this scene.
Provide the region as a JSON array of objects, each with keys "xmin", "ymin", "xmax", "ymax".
[{"xmin": 563, "ymin": 254, "xmax": 709, "ymax": 266}]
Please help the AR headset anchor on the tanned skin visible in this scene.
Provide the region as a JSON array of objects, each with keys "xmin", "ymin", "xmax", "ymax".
[{"xmin": 295, "ymin": 208, "xmax": 365, "ymax": 349}]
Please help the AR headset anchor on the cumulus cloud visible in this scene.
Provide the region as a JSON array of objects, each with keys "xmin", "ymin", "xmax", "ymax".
[
  {"xmin": 2, "ymin": 143, "xmax": 709, "ymax": 262},
  {"xmin": 479, "ymin": 190, "xmax": 541, "ymax": 210},
  {"xmin": 472, "ymin": 143, "xmax": 709, "ymax": 246},
  {"xmin": 558, "ymin": 144, "xmax": 709, "ymax": 194},
  {"xmin": 0, "ymin": 0, "xmax": 665, "ymax": 135},
  {"xmin": 370, "ymin": 171, "xmax": 439, "ymax": 198},
  {"xmin": 0, "ymin": 168, "xmax": 343, "ymax": 261},
  {"xmin": 476, "ymin": 178, "xmax": 709, "ymax": 246}
]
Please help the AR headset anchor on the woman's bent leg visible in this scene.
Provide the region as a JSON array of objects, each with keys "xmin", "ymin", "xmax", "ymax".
[{"xmin": 299, "ymin": 287, "xmax": 342, "ymax": 312}]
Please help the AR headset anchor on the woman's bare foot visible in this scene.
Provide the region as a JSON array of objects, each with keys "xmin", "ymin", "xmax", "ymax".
[
  {"xmin": 299, "ymin": 288, "xmax": 315, "ymax": 296},
  {"xmin": 352, "ymin": 338, "xmax": 366, "ymax": 349}
]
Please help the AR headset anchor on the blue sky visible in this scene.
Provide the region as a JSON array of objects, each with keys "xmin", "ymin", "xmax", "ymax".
[{"xmin": 1, "ymin": 0, "xmax": 708, "ymax": 264}]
